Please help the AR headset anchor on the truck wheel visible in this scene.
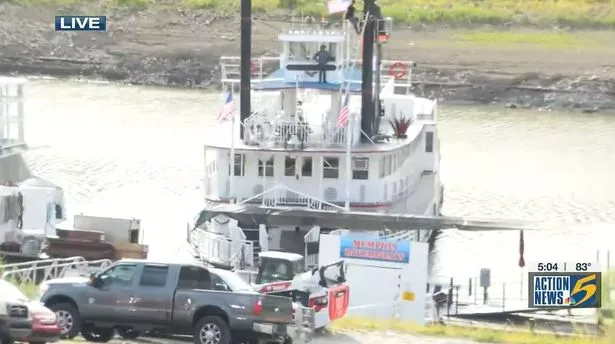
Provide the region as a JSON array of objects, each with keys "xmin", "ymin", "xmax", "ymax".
[
  {"xmin": 117, "ymin": 328, "xmax": 140, "ymax": 339},
  {"xmin": 48, "ymin": 302, "xmax": 81, "ymax": 339},
  {"xmin": 0, "ymin": 322, "xmax": 12, "ymax": 344},
  {"xmin": 81, "ymin": 326, "xmax": 114, "ymax": 343},
  {"xmin": 193, "ymin": 316, "xmax": 231, "ymax": 344}
]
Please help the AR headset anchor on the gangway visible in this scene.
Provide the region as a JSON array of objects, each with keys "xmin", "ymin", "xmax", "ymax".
[{"xmin": 0, "ymin": 256, "xmax": 112, "ymax": 285}]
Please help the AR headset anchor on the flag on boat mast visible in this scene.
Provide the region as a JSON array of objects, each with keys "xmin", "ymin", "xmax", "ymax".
[
  {"xmin": 337, "ymin": 93, "xmax": 350, "ymax": 128},
  {"xmin": 328, "ymin": 0, "xmax": 351, "ymax": 14},
  {"xmin": 217, "ymin": 91, "xmax": 236, "ymax": 122}
]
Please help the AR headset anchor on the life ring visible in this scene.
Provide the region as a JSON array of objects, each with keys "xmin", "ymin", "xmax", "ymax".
[{"xmin": 388, "ymin": 62, "xmax": 408, "ymax": 80}]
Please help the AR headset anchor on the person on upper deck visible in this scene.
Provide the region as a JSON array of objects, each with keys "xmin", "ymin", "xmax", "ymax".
[
  {"xmin": 344, "ymin": 0, "xmax": 360, "ymax": 34},
  {"xmin": 313, "ymin": 44, "xmax": 333, "ymax": 83}
]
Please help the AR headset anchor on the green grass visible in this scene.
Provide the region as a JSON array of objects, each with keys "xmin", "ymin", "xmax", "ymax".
[
  {"xmin": 452, "ymin": 31, "xmax": 585, "ymax": 48},
  {"xmin": 7, "ymin": 0, "xmax": 615, "ymax": 26},
  {"xmin": 332, "ymin": 316, "xmax": 615, "ymax": 344}
]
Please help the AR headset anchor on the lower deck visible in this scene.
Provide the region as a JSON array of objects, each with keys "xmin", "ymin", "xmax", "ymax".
[{"xmin": 193, "ymin": 171, "xmax": 442, "ymax": 269}]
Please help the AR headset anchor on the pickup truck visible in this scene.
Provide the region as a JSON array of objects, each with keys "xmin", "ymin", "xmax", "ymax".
[{"xmin": 38, "ymin": 259, "xmax": 296, "ymax": 344}]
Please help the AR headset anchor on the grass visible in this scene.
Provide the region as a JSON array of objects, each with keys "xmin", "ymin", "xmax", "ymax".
[
  {"xmin": 331, "ymin": 269, "xmax": 615, "ymax": 344},
  {"xmin": 332, "ymin": 316, "xmax": 615, "ymax": 344},
  {"xmin": 7, "ymin": 0, "xmax": 615, "ymax": 27}
]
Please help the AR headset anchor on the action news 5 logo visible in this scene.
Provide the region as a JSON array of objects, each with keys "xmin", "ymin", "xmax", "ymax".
[
  {"xmin": 55, "ymin": 16, "xmax": 106, "ymax": 31},
  {"xmin": 528, "ymin": 272, "xmax": 602, "ymax": 308}
]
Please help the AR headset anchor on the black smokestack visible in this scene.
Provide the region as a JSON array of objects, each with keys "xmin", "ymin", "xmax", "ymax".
[
  {"xmin": 360, "ymin": 0, "xmax": 375, "ymax": 142},
  {"xmin": 240, "ymin": 0, "xmax": 252, "ymax": 139}
]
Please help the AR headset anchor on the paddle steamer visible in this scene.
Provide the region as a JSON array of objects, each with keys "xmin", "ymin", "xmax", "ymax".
[{"xmin": 191, "ymin": 2, "xmax": 442, "ymax": 269}]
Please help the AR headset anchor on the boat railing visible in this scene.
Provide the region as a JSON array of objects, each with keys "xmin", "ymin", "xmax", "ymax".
[
  {"xmin": 220, "ymin": 55, "xmax": 413, "ymax": 90},
  {"xmin": 243, "ymin": 113, "xmax": 347, "ymax": 147},
  {"xmin": 238, "ymin": 184, "xmax": 346, "ymax": 211},
  {"xmin": 221, "ymin": 56, "xmax": 281, "ymax": 88},
  {"xmin": 190, "ymin": 228, "xmax": 254, "ymax": 269},
  {"xmin": 304, "ymin": 226, "xmax": 321, "ymax": 270}
]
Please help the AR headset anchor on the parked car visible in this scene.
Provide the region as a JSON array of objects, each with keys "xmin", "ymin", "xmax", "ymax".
[
  {"xmin": 39, "ymin": 259, "xmax": 296, "ymax": 344},
  {"xmin": 0, "ymin": 280, "xmax": 60, "ymax": 344}
]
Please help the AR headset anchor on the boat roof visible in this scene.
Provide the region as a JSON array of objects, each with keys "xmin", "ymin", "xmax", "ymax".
[
  {"xmin": 196, "ymin": 205, "xmax": 544, "ymax": 232},
  {"xmin": 259, "ymin": 251, "xmax": 304, "ymax": 261},
  {"xmin": 252, "ymin": 68, "xmax": 363, "ymax": 93}
]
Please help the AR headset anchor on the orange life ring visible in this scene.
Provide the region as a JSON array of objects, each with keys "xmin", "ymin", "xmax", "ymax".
[{"xmin": 388, "ymin": 62, "xmax": 408, "ymax": 80}]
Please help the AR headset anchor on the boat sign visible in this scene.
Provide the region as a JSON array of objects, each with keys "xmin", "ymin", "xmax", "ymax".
[{"xmin": 339, "ymin": 236, "xmax": 410, "ymax": 263}]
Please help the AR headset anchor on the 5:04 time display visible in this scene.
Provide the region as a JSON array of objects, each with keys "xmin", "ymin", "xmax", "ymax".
[{"xmin": 537, "ymin": 262, "xmax": 560, "ymax": 272}]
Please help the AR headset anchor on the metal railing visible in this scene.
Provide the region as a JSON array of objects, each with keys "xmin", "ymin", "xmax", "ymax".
[
  {"xmin": 238, "ymin": 184, "xmax": 346, "ymax": 211},
  {"xmin": 220, "ymin": 55, "xmax": 413, "ymax": 89},
  {"xmin": 242, "ymin": 111, "xmax": 349, "ymax": 148},
  {"xmin": 220, "ymin": 56, "xmax": 281, "ymax": 87},
  {"xmin": 190, "ymin": 227, "xmax": 254, "ymax": 269},
  {"xmin": 0, "ymin": 257, "xmax": 112, "ymax": 285},
  {"xmin": 304, "ymin": 226, "xmax": 320, "ymax": 270}
]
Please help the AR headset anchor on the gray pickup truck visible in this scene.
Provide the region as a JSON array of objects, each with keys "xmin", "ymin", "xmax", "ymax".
[{"xmin": 39, "ymin": 259, "xmax": 295, "ymax": 344}]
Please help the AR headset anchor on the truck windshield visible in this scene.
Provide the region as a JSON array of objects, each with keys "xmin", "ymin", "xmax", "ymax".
[{"xmin": 0, "ymin": 280, "xmax": 28, "ymax": 301}]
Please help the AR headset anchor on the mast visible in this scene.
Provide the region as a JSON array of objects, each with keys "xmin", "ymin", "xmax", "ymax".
[
  {"xmin": 360, "ymin": 0, "xmax": 376, "ymax": 142},
  {"xmin": 240, "ymin": 0, "xmax": 252, "ymax": 139}
]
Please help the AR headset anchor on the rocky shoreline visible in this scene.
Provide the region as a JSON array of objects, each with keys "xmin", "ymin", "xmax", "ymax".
[{"xmin": 1, "ymin": 3, "xmax": 614, "ymax": 111}]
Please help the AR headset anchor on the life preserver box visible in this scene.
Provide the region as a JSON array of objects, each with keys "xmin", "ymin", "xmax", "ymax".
[{"xmin": 388, "ymin": 62, "xmax": 408, "ymax": 80}]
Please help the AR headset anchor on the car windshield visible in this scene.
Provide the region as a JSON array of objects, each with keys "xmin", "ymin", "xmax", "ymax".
[
  {"xmin": 213, "ymin": 270, "xmax": 253, "ymax": 292},
  {"xmin": 0, "ymin": 280, "xmax": 28, "ymax": 301}
]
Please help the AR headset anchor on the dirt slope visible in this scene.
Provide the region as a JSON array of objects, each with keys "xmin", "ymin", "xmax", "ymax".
[{"xmin": 1, "ymin": 3, "xmax": 614, "ymax": 110}]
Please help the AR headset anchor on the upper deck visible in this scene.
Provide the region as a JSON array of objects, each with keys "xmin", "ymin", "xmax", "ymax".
[{"xmin": 216, "ymin": 17, "xmax": 435, "ymax": 150}]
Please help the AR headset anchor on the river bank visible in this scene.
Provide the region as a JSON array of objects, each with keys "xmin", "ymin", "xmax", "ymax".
[{"xmin": 1, "ymin": 3, "xmax": 615, "ymax": 111}]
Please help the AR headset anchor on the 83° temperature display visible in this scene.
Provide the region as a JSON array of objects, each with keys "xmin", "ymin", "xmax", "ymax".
[{"xmin": 533, "ymin": 262, "xmax": 598, "ymax": 273}]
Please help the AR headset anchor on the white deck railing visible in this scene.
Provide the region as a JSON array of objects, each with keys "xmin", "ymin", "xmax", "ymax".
[
  {"xmin": 220, "ymin": 56, "xmax": 414, "ymax": 90},
  {"xmin": 238, "ymin": 184, "xmax": 346, "ymax": 212},
  {"xmin": 243, "ymin": 114, "xmax": 348, "ymax": 148},
  {"xmin": 190, "ymin": 228, "xmax": 254, "ymax": 269}
]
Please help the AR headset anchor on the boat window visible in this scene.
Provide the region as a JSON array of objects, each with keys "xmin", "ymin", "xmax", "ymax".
[
  {"xmin": 379, "ymin": 157, "xmax": 385, "ymax": 178},
  {"xmin": 323, "ymin": 157, "xmax": 339, "ymax": 179},
  {"xmin": 301, "ymin": 157, "xmax": 312, "ymax": 177},
  {"xmin": 232, "ymin": 154, "xmax": 245, "ymax": 176},
  {"xmin": 289, "ymin": 42, "xmax": 312, "ymax": 61},
  {"xmin": 425, "ymin": 132, "xmax": 434, "ymax": 153},
  {"xmin": 352, "ymin": 157, "xmax": 369, "ymax": 180},
  {"xmin": 285, "ymin": 157, "xmax": 296, "ymax": 177},
  {"xmin": 386, "ymin": 155, "xmax": 392, "ymax": 176},
  {"xmin": 258, "ymin": 157, "xmax": 274, "ymax": 177}
]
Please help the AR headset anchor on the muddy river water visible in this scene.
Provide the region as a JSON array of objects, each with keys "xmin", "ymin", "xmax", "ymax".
[{"xmin": 22, "ymin": 79, "xmax": 615, "ymax": 300}]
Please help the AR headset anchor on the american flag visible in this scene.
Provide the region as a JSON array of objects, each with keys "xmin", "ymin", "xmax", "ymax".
[
  {"xmin": 328, "ymin": 0, "xmax": 351, "ymax": 14},
  {"xmin": 217, "ymin": 92, "xmax": 236, "ymax": 122},
  {"xmin": 337, "ymin": 94, "xmax": 350, "ymax": 128}
]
